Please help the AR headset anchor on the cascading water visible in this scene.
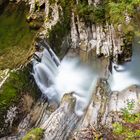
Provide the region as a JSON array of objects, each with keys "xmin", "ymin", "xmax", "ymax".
[
  {"xmin": 108, "ymin": 39, "xmax": 140, "ymax": 91},
  {"xmin": 33, "ymin": 43, "xmax": 97, "ymax": 116}
]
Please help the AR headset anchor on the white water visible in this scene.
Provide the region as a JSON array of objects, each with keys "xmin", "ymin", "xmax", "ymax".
[
  {"xmin": 33, "ymin": 47, "xmax": 97, "ymax": 116},
  {"xmin": 109, "ymin": 40, "xmax": 140, "ymax": 91},
  {"xmin": 33, "ymin": 39, "xmax": 140, "ymax": 116}
]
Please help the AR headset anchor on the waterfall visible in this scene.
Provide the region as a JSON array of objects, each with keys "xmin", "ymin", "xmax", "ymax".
[
  {"xmin": 32, "ymin": 42, "xmax": 97, "ymax": 116},
  {"xmin": 108, "ymin": 39, "xmax": 140, "ymax": 91}
]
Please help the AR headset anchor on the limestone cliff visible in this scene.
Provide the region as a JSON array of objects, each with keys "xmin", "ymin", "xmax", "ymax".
[{"xmin": 24, "ymin": 0, "xmax": 133, "ymax": 63}]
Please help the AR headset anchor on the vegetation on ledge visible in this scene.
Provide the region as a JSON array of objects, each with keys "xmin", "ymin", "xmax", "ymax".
[
  {"xmin": 112, "ymin": 100, "xmax": 140, "ymax": 140},
  {"xmin": 75, "ymin": 0, "xmax": 140, "ymax": 34},
  {"xmin": 47, "ymin": 0, "xmax": 140, "ymax": 52}
]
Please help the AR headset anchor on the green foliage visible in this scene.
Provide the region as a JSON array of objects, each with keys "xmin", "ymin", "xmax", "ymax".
[
  {"xmin": 0, "ymin": 69, "xmax": 25, "ymax": 113},
  {"xmin": 113, "ymin": 99, "xmax": 140, "ymax": 139},
  {"xmin": 76, "ymin": 3, "xmax": 105, "ymax": 23},
  {"xmin": 48, "ymin": 0, "xmax": 74, "ymax": 54},
  {"xmin": 121, "ymin": 99, "xmax": 140, "ymax": 123},
  {"xmin": 121, "ymin": 99, "xmax": 135, "ymax": 114},
  {"xmin": 22, "ymin": 128, "xmax": 44, "ymax": 140},
  {"xmin": 73, "ymin": 0, "xmax": 140, "ymax": 33},
  {"xmin": 112, "ymin": 122, "xmax": 124, "ymax": 134},
  {"xmin": 113, "ymin": 122, "xmax": 140, "ymax": 140},
  {"xmin": 106, "ymin": 0, "xmax": 140, "ymax": 32}
]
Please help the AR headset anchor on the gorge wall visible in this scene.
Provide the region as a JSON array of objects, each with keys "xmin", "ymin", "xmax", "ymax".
[
  {"xmin": 24, "ymin": 0, "xmax": 134, "ymax": 63},
  {"xmin": 0, "ymin": 0, "xmax": 140, "ymax": 139}
]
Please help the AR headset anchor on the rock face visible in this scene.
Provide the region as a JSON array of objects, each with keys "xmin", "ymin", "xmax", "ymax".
[
  {"xmin": 23, "ymin": 0, "xmax": 133, "ymax": 63},
  {"xmin": 0, "ymin": 0, "xmax": 137, "ymax": 139},
  {"xmin": 82, "ymin": 79, "xmax": 140, "ymax": 129},
  {"xmin": 40, "ymin": 93, "xmax": 79, "ymax": 140},
  {"xmin": 71, "ymin": 13, "xmax": 132, "ymax": 64},
  {"xmin": 25, "ymin": 0, "xmax": 132, "ymax": 63}
]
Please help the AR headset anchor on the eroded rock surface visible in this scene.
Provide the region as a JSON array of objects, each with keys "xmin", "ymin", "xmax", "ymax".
[{"xmin": 82, "ymin": 79, "xmax": 140, "ymax": 129}]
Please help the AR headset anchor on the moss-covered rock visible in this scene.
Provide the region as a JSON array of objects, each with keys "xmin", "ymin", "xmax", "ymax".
[
  {"xmin": 0, "ymin": 2, "xmax": 36, "ymax": 69},
  {"xmin": 48, "ymin": 0, "xmax": 72, "ymax": 54},
  {"xmin": 0, "ymin": 66, "xmax": 41, "ymax": 137},
  {"xmin": 22, "ymin": 128, "xmax": 44, "ymax": 140}
]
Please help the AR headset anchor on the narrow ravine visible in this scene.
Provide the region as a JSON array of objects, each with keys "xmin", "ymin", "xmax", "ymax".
[{"xmin": 1, "ymin": 0, "xmax": 140, "ymax": 139}]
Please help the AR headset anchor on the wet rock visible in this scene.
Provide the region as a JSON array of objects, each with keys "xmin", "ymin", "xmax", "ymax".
[{"xmin": 70, "ymin": 17, "xmax": 132, "ymax": 64}]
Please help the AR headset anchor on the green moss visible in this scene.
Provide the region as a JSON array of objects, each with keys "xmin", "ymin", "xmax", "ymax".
[
  {"xmin": 0, "ymin": 66, "xmax": 40, "ymax": 132},
  {"xmin": 1, "ymin": 69, "xmax": 24, "ymax": 112},
  {"xmin": 22, "ymin": 128, "xmax": 44, "ymax": 140},
  {"xmin": 0, "ymin": 2, "xmax": 36, "ymax": 69}
]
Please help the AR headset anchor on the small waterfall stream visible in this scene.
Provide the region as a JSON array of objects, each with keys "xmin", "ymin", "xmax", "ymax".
[
  {"xmin": 108, "ymin": 39, "xmax": 140, "ymax": 91},
  {"xmin": 33, "ymin": 41, "xmax": 97, "ymax": 116},
  {"xmin": 33, "ymin": 38, "xmax": 140, "ymax": 117}
]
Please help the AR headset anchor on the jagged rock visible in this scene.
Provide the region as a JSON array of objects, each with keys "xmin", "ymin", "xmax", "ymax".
[
  {"xmin": 18, "ymin": 100, "xmax": 48, "ymax": 137},
  {"xmin": 82, "ymin": 79, "xmax": 140, "ymax": 129},
  {"xmin": 39, "ymin": 0, "xmax": 60, "ymax": 38},
  {"xmin": 40, "ymin": 93, "xmax": 80, "ymax": 140},
  {"xmin": 70, "ymin": 18, "xmax": 132, "ymax": 64}
]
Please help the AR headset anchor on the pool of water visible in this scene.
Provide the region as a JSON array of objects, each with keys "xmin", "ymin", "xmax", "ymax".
[{"xmin": 0, "ymin": 2, "xmax": 36, "ymax": 69}]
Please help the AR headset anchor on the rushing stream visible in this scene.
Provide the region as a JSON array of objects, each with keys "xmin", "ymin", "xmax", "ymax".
[
  {"xmin": 33, "ymin": 41, "xmax": 97, "ymax": 116},
  {"xmin": 109, "ymin": 39, "xmax": 140, "ymax": 91},
  {"xmin": 33, "ymin": 37, "xmax": 140, "ymax": 116}
]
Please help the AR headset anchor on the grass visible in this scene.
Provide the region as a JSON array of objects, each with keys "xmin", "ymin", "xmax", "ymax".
[{"xmin": 0, "ymin": 2, "xmax": 36, "ymax": 69}]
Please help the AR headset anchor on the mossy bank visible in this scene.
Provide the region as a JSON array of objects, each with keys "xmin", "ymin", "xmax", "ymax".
[
  {"xmin": 0, "ymin": 2, "xmax": 36, "ymax": 69},
  {"xmin": 0, "ymin": 66, "xmax": 41, "ymax": 137}
]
